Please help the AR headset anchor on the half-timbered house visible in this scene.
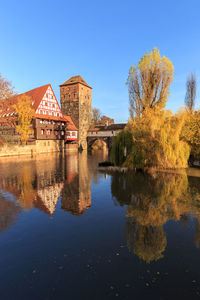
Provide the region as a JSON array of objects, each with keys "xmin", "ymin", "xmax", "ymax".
[{"xmin": 0, "ymin": 84, "xmax": 78, "ymax": 150}]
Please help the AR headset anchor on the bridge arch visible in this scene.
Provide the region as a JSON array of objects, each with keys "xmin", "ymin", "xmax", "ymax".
[{"xmin": 87, "ymin": 137, "xmax": 112, "ymax": 151}]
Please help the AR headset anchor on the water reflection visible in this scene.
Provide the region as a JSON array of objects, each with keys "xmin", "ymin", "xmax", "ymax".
[
  {"xmin": 0, "ymin": 192, "xmax": 22, "ymax": 233},
  {"xmin": 111, "ymin": 170, "xmax": 200, "ymax": 263},
  {"xmin": 0, "ymin": 153, "xmax": 97, "ymax": 226},
  {"xmin": 61, "ymin": 152, "xmax": 91, "ymax": 215}
]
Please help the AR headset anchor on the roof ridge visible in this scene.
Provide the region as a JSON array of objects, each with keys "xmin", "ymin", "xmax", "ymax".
[{"xmin": 59, "ymin": 75, "xmax": 92, "ymax": 89}]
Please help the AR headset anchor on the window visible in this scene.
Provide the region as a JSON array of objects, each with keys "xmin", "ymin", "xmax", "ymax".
[
  {"xmin": 52, "ymin": 112, "xmax": 54, "ymax": 116},
  {"xmin": 40, "ymin": 120, "xmax": 43, "ymax": 124},
  {"xmin": 40, "ymin": 110, "xmax": 43, "ymax": 114},
  {"xmin": 66, "ymin": 131, "xmax": 70, "ymax": 136},
  {"xmin": 57, "ymin": 113, "xmax": 59, "ymax": 117},
  {"xmin": 55, "ymin": 130, "xmax": 58, "ymax": 136},
  {"xmin": 61, "ymin": 130, "xmax": 64, "ymax": 135},
  {"xmin": 72, "ymin": 132, "xmax": 76, "ymax": 137},
  {"xmin": 41, "ymin": 129, "xmax": 44, "ymax": 135},
  {"xmin": 53, "ymin": 104, "xmax": 55, "ymax": 108},
  {"xmin": 46, "ymin": 111, "xmax": 49, "ymax": 115},
  {"xmin": 45, "ymin": 102, "xmax": 48, "ymax": 106},
  {"xmin": 46, "ymin": 129, "xmax": 51, "ymax": 135}
]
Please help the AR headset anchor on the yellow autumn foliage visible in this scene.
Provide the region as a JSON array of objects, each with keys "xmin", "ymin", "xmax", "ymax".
[
  {"xmin": 111, "ymin": 170, "xmax": 200, "ymax": 262},
  {"xmin": 13, "ymin": 94, "xmax": 35, "ymax": 144},
  {"xmin": 111, "ymin": 107, "xmax": 190, "ymax": 169},
  {"xmin": 181, "ymin": 110, "xmax": 200, "ymax": 159},
  {"xmin": 127, "ymin": 48, "xmax": 174, "ymax": 117}
]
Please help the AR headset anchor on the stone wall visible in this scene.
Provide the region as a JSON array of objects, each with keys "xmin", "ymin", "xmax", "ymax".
[
  {"xmin": 79, "ymin": 96, "xmax": 91, "ymax": 150},
  {"xmin": 0, "ymin": 127, "xmax": 20, "ymax": 144},
  {"xmin": 0, "ymin": 140, "xmax": 65, "ymax": 157},
  {"xmin": 65, "ymin": 143, "xmax": 78, "ymax": 152},
  {"xmin": 60, "ymin": 80, "xmax": 92, "ymax": 150}
]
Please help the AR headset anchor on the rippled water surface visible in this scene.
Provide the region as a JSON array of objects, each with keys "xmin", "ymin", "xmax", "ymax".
[{"xmin": 0, "ymin": 152, "xmax": 200, "ymax": 300}]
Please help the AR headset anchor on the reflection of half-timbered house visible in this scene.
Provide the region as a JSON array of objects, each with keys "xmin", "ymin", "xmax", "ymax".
[{"xmin": 0, "ymin": 84, "xmax": 78, "ymax": 150}]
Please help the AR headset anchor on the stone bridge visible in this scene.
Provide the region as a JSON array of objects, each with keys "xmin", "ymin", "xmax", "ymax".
[
  {"xmin": 87, "ymin": 136, "xmax": 113, "ymax": 150},
  {"xmin": 87, "ymin": 123, "xmax": 126, "ymax": 150}
]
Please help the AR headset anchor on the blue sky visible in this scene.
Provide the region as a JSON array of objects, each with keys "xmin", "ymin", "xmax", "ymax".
[{"xmin": 0, "ymin": 0, "xmax": 200, "ymax": 123}]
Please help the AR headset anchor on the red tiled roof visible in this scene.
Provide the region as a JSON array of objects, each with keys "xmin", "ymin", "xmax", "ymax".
[
  {"xmin": 24, "ymin": 84, "xmax": 50, "ymax": 110},
  {"xmin": 0, "ymin": 84, "xmax": 78, "ymax": 132},
  {"xmin": 63, "ymin": 115, "xmax": 78, "ymax": 131},
  {"xmin": 60, "ymin": 75, "xmax": 92, "ymax": 89},
  {"xmin": 35, "ymin": 114, "xmax": 65, "ymax": 122},
  {"xmin": 0, "ymin": 84, "xmax": 50, "ymax": 118}
]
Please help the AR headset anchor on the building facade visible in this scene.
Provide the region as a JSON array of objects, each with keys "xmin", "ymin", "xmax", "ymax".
[
  {"xmin": 60, "ymin": 75, "xmax": 92, "ymax": 150},
  {"xmin": 0, "ymin": 84, "xmax": 78, "ymax": 150}
]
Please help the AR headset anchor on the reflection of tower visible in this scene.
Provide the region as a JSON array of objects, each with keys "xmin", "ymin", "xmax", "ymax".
[
  {"xmin": 61, "ymin": 152, "xmax": 91, "ymax": 215},
  {"xmin": 60, "ymin": 76, "xmax": 92, "ymax": 150}
]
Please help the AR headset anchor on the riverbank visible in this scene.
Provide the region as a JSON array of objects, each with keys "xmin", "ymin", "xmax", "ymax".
[
  {"xmin": 0, "ymin": 140, "xmax": 78, "ymax": 157},
  {"xmin": 98, "ymin": 161, "xmax": 200, "ymax": 176}
]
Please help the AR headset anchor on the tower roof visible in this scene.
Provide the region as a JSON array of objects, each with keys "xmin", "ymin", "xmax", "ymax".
[{"xmin": 59, "ymin": 75, "xmax": 92, "ymax": 89}]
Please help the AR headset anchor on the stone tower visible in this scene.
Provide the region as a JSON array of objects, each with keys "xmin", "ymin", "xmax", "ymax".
[{"xmin": 60, "ymin": 75, "xmax": 92, "ymax": 150}]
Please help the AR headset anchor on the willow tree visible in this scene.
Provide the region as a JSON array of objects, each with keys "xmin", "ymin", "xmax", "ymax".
[
  {"xmin": 181, "ymin": 110, "xmax": 200, "ymax": 159},
  {"xmin": 127, "ymin": 48, "xmax": 174, "ymax": 118},
  {"xmin": 13, "ymin": 95, "xmax": 35, "ymax": 144}
]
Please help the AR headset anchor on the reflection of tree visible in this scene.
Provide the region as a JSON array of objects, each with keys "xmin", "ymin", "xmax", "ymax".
[
  {"xmin": 111, "ymin": 170, "xmax": 200, "ymax": 263},
  {"xmin": 0, "ymin": 193, "xmax": 21, "ymax": 233},
  {"xmin": 194, "ymin": 217, "xmax": 200, "ymax": 248},
  {"xmin": 0, "ymin": 154, "xmax": 66, "ymax": 215},
  {"xmin": 134, "ymin": 225, "xmax": 166, "ymax": 263},
  {"xmin": 17, "ymin": 165, "xmax": 37, "ymax": 211}
]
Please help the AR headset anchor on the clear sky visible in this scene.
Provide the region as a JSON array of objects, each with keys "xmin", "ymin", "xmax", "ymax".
[{"xmin": 0, "ymin": 0, "xmax": 200, "ymax": 123}]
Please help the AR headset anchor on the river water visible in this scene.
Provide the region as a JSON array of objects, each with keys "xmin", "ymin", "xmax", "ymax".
[{"xmin": 0, "ymin": 152, "xmax": 200, "ymax": 300}]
